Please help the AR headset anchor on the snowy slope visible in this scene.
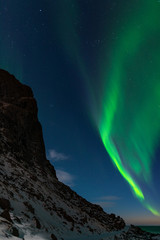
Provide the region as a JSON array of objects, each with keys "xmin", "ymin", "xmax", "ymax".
[
  {"xmin": 0, "ymin": 154, "xmax": 125, "ymax": 240},
  {"xmin": 0, "ymin": 155, "xmax": 160, "ymax": 240}
]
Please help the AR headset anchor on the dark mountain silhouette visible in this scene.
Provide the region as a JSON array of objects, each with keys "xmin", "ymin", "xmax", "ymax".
[{"xmin": 0, "ymin": 69, "xmax": 159, "ymax": 240}]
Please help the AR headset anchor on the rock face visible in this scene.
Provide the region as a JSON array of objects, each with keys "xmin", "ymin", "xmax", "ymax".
[
  {"xmin": 0, "ymin": 69, "xmax": 159, "ymax": 240},
  {"xmin": 0, "ymin": 69, "xmax": 57, "ymax": 177}
]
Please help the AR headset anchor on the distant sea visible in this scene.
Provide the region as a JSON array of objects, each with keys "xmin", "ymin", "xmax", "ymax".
[{"xmin": 139, "ymin": 226, "xmax": 160, "ymax": 234}]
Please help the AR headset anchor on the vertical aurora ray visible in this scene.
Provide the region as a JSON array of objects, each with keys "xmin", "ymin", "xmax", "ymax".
[
  {"xmin": 99, "ymin": 0, "xmax": 160, "ymax": 216},
  {"xmin": 50, "ymin": 0, "xmax": 86, "ymax": 76},
  {"xmin": 50, "ymin": 1, "xmax": 99, "ymax": 117},
  {"xmin": 0, "ymin": 1, "xmax": 23, "ymax": 81}
]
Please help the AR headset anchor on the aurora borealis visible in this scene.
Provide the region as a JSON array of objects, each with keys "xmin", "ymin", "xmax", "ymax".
[
  {"xmin": 1, "ymin": 0, "xmax": 160, "ymax": 224},
  {"xmin": 98, "ymin": 0, "xmax": 160, "ymax": 216},
  {"xmin": 52, "ymin": 0, "xmax": 160, "ymax": 216}
]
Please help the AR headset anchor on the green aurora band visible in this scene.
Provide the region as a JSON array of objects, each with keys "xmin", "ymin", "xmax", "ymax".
[
  {"xmin": 99, "ymin": 0, "xmax": 160, "ymax": 216},
  {"xmin": 52, "ymin": 0, "xmax": 160, "ymax": 216}
]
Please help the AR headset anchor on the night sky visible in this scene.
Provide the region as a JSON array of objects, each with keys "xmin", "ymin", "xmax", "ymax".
[{"xmin": 1, "ymin": 0, "xmax": 160, "ymax": 225}]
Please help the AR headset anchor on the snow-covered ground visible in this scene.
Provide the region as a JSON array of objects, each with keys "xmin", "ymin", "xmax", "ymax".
[
  {"xmin": 0, "ymin": 154, "xmax": 160, "ymax": 240},
  {"xmin": 0, "ymin": 154, "xmax": 126, "ymax": 240}
]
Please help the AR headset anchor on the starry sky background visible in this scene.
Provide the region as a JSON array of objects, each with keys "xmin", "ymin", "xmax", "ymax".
[{"xmin": 1, "ymin": 0, "xmax": 160, "ymax": 225}]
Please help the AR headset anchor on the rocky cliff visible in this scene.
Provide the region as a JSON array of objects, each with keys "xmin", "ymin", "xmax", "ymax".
[
  {"xmin": 0, "ymin": 69, "xmax": 56, "ymax": 177},
  {"xmin": 0, "ymin": 69, "xmax": 159, "ymax": 240}
]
